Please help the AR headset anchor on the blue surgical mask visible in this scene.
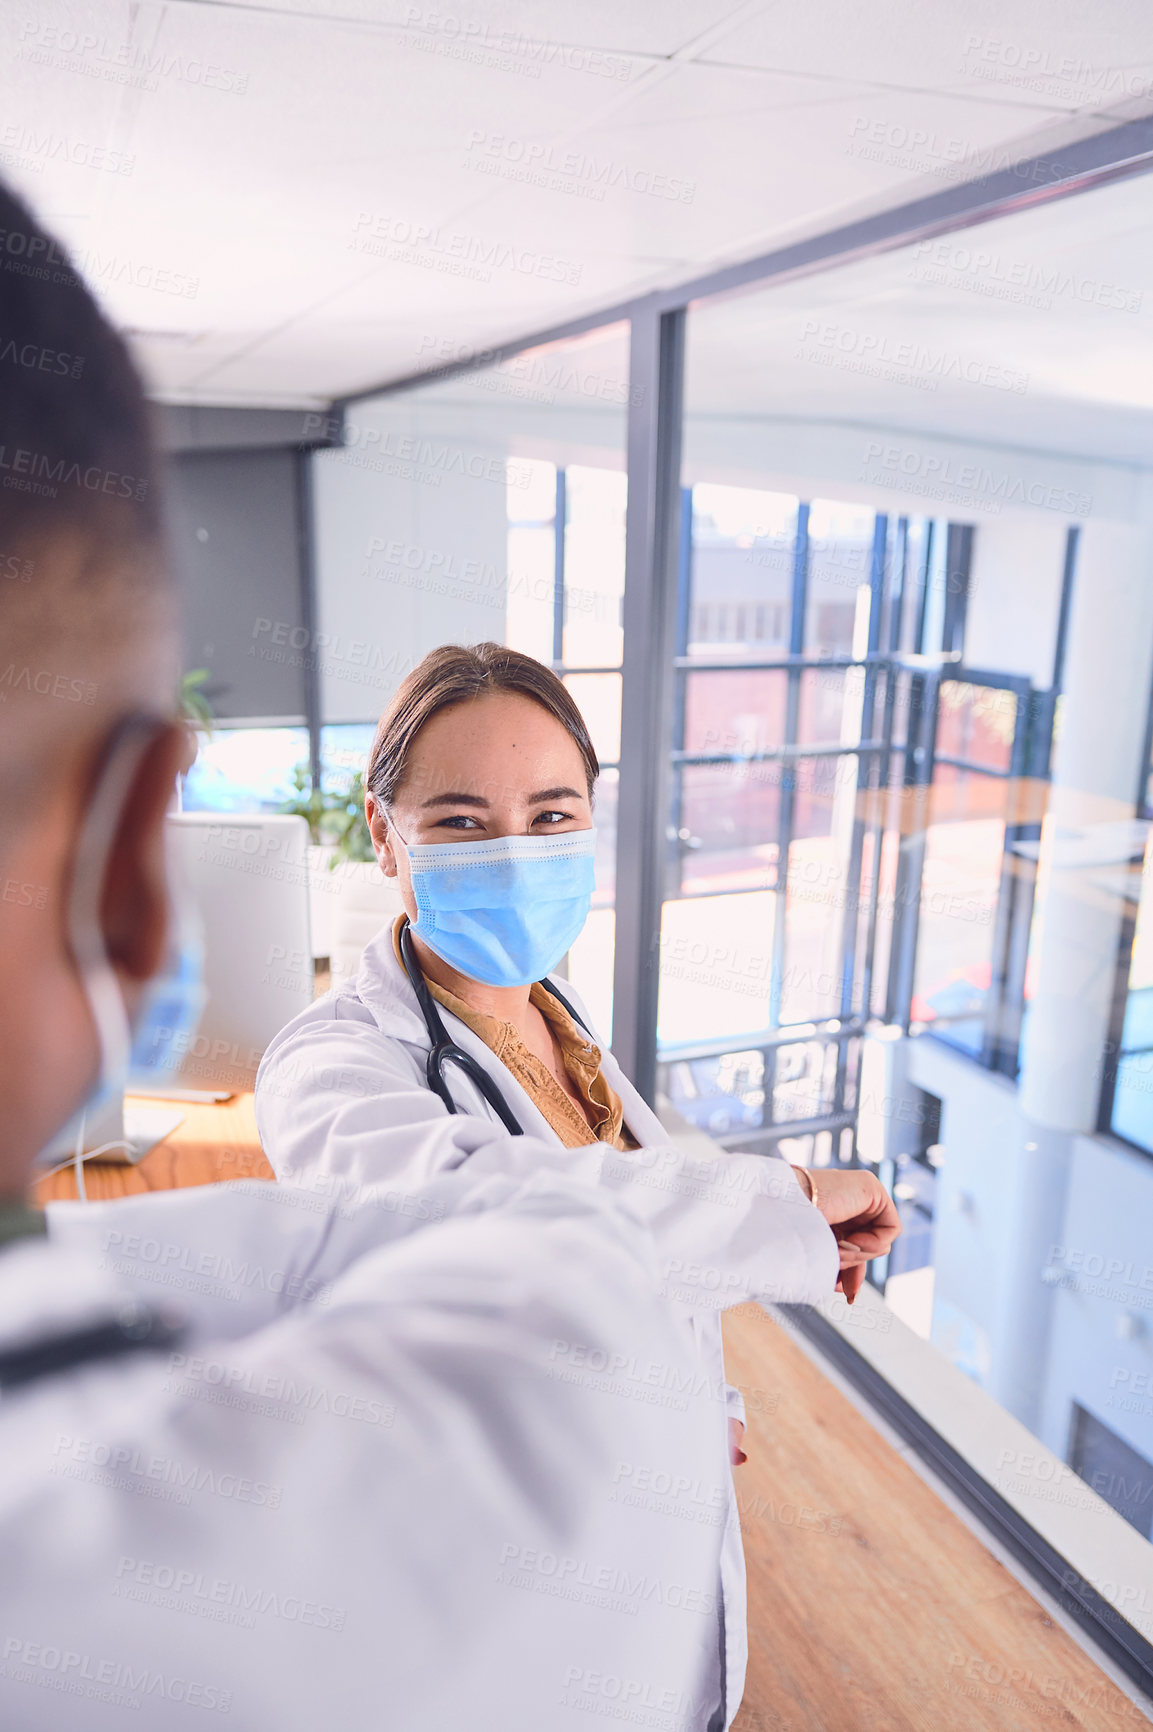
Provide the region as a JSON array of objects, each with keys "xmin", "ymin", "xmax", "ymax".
[{"xmin": 399, "ymin": 827, "xmax": 597, "ymax": 988}]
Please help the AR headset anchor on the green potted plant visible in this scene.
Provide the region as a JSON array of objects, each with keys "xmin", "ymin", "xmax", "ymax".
[{"xmin": 280, "ymin": 766, "xmax": 400, "ymax": 973}]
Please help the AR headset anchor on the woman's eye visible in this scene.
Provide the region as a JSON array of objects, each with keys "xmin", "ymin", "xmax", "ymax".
[
  {"xmin": 435, "ymin": 814, "xmax": 482, "ymax": 831},
  {"xmin": 534, "ymin": 810, "xmax": 574, "ymax": 827}
]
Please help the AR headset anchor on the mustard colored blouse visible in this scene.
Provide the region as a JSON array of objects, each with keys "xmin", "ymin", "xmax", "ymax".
[{"xmin": 393, "ymin": 917, "xmax": 638, "ymax": 1151}]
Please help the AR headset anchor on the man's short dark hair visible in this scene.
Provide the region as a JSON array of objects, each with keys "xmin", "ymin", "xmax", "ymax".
[{"xmin": 0, "ymin": 178, "xmax": 159, "ymax": 555}]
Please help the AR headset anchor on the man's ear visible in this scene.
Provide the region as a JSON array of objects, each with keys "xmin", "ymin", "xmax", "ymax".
[
  {"xmin": 365, "ymin": 792, "xmax": 397, "ymax": 877},
  {"xmin": 99, "ymin": 723, "xmax": 191, "ymax": 982}
]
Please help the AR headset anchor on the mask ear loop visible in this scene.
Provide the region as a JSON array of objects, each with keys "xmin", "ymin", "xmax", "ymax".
[{"xmin": 66, "ymin": 714, "xmax": 170, "ymax": 1198}]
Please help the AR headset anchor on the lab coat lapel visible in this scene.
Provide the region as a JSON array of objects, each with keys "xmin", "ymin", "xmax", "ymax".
[{"xmin": 354, "ymin": 926, "xmax": 563, "ymax": 1145}]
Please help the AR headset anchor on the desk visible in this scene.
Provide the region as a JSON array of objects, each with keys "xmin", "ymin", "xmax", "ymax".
[
  {"xmin": 724, "ymin": 1302, "xmax": 1135, "ymax": 1732},
  {"xmin": 31, "ymin": 1094, "xmax": 272, "ymax": 1203}
]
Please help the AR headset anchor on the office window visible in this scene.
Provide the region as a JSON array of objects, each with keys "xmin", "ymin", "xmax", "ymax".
[
  {"xmin": 667, "ymin": 170, "xmax": 1153, "ymax": 1651},
  {"xmin": 182, "ymin": 725, "xmax": 310, "ymax": 813},
  {"xmin": 661, "ymin": 484, "xmax": 964, "ymax": 1143}
]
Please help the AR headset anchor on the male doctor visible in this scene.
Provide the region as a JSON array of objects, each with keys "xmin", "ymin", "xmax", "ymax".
[{"xmin": 0, "ymin": 178, "xmax": 778, "ymax": 1730}]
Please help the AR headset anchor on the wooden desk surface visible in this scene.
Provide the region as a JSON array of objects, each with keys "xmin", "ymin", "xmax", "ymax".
[
  {"xmin": 27, "ymin": 1107, "xmax": 1138, "ymax": 1728},
  {"xmin": 723, "ymin": 1303, "xmax": 1137, "ymax": 1732},
  {"xmin": 30, "ymin": 1094, "xmax": 272, "ymax": 1203}
]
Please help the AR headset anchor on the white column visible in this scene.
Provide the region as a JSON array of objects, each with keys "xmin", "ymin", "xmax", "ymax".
[
  {"xmin": 1019, "ymin": 509, "xmax": 1153, "ymax": 1130},
  {"xmin": 991, "ymin": 503, "xmax": 1153, "ymax": 1428}
]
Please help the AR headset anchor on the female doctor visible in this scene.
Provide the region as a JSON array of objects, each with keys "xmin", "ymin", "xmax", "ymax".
[{"xmin": 256, "ymin": 641, "xmax": 900, "ymax": 1730}]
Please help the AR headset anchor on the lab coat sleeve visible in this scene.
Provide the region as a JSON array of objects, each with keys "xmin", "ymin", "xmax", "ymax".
[
  {"xmin": 257, "ymin": 1017, "xmax": 839, "ymax": 1310},
  {"xmin": 44, "ymin": 1163, "xmax": 615, "ymax": 1344},
  {"xmin": 15, "ymin": 1176, "xmax": 727, "ymax": 1729}
]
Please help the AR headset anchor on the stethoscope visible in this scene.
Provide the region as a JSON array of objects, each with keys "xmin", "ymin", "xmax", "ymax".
[{"xmin": 398, "ymin": 920, "xmax": 593, "ymax": 1138}]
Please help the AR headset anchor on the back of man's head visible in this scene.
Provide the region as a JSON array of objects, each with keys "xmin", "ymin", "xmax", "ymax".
[
  {"xmin": 0, "ymin": 180, "xmax": 184, "ymax": 1184},
  {"xmin": 0, "ymin": 181, "xmax": 176, "ymax": 836}
]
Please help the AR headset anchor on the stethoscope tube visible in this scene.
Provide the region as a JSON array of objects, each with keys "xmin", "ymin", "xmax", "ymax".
[{"xmin": 398, "ymin": 920, "xmax": 592, "ymax": 1139}]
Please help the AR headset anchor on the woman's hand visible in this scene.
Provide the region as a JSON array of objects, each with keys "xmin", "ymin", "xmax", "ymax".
[
  {"xmin": 792, "ymin": 1167, "xmax": 901, "ymax": 1302},
  {"xmin": 729, "ymin": 1418, "xmax": 747, "ymax": 1466}
]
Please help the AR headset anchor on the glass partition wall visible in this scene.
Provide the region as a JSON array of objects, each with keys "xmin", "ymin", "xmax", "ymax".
[
  {"xmin": 659, "ymin": 165, "xmax": 1153, "ymax": 1682},
  {"xmin": 319, "ymin": 121, "xmax": 1153, "ymax": 1689}
]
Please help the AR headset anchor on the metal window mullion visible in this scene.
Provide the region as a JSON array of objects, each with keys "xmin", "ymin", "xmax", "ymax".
[
  {"xmin": 858, "ymin": 520, "xmax": 898, "ymax": 1022},
  {"xmin": 996, "ymin": 687, "xmax": 1052, "ymax": 1077},
  {"xmin": 611, "ymin": 304, "xmax": 685, "ymax": 1102},
  {"xmin": 982, "ymin": 693, "xmax": 1032, "ymax": 1070},
  {"xmin": 913, "ymin": 519, "xmax": 936, "ymax": 654},
  {"xmin": 832, "ymin": 513, "xmax": 890, "ymax": 1148},
  {"xmin": 837, "ymin": 513, "xmax": 887, "ymax": 1024},
  {"xmin": 295, "ymin": 449, "xmax": 323, "ymax": 789},
  {"xmin": 887, "ymin": 667, "xmax": 939, "ymax": 1028},
  {"xmin": 1051, "ymin": 525, "xmax": 1080, "ymax": 708},
  {"xmin": 870, "ymin": 521, "xmax": 912, "ymax": 1018},
  {"xmin": 887, "ymin": 517, "xmax": 909, "ymax": 656},
  {"xmin": 942, "ymin": 523, "xmax": 974, "ymax": 656},
  {"xmin": 769, "ymin": 504, "xmax": 810, "ymax": 1036}
]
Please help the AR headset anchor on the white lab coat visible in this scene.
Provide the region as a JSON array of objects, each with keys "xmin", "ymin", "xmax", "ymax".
[
  {"xmin": 256, "ymin": 927, "xmax": 841, "ymax": 1727},
  {"xmin": 1, "ymin": 1166, "xmax": 732, "ymax": 1730}
]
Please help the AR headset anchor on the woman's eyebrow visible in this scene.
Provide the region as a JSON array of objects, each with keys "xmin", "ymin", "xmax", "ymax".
[
  {"xmin": 421, "ymin": 791, "xmax": 489, "ymax": 809},
  {"xmin": 529, "ymin": 786, "xmax": 583, "ymax": 803}
]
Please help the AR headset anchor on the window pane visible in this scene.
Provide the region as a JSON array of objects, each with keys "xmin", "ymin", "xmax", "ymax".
[
  {"xmin": 583, "ymin": 763, "xmax": 615, "ymax": 895},
  {"xmin": 937, "ymin": 680, "xmax": 1018, "ymax": 771},
  {"xmin": 562, "ymin": 772, "xmax": 619, "ymax": 1037},
  {"xmin": 320, "ymin": 722, "xmax": 375, "ymax": 795},
  {"xmin": 781, "ymin": 777, "xmax": 857, "ymax": 1024},
  {"xmin": 773, "ymin": 1038, "xmax": 840, "ymax": 1124},
  {"xmin": 657, "ymin": 891, "xmax": 775, "ymax": 1048},
  {"xmin": 683, "ymin": 669, "xmax": 788, "ymax": 755},
  {"xmin": 675, "ymin": 762, "xmax": 780, "ymax": 896},
  {"xmin": 182, "ymin": 726, "xmax": 310, "ymax": 812},
  {"xmin": 805, "ymin": 499, "xmax": 876, "ymax": 657},
  {"xmin": 797, "ymin": 667, "xmax": 867, "ymax": 749},
  {"xmin": 562, "ymin": 465, "xmax": 626, "ymax": 668},
  {"xmin": 660, "ymin": 1049, "xmax": 766, "ymax": 1140},
  {"xmin": 910, "ymin": 767, "xmax": 1006, "ymax": 1055},
  {"xmin": 564, "ymin": 672, "xmax": 620, "ymax": 764},
  {"xmin": 505, "ymin": 456, "xmax": 559, "ymax": 663},
  {"xmin": 792, "ymin": 752, "xmax": 852, "ymax": 845},
  {"xmin": 688, "ymin": 485, "xmax": 797, "ymax": 657}
]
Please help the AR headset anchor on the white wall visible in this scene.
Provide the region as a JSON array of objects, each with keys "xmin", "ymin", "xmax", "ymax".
[
  {"xmin": 905, "ymin": 1037, "xmax": 1020, "ymax": 1389},
  {"xmin": 963, "ymin": 516, "xmax": 1069, "ymax": 686},
  {"xmin": 311, "ymin": 393, "xmax": 628, "ymax": 726},
  {"xmin": 1043, "ymin": 1132, "xmax": 1153, "ymax": 1473},
  {"xmin": 311, "ymin": 400, "xmax": 514, "ymax": 726},
  {"xmin": 907, "ymin": 1033, "xmax": 1153, "ymax": 1480}
]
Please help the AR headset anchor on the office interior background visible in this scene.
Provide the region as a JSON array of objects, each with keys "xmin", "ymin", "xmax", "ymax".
[{"xmin": 8, "ymin": 0, "xmax": 1153, "ymax": 1707}]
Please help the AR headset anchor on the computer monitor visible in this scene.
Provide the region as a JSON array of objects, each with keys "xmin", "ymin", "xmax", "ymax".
[{"xmin": 157, "ymin": 812, "xmax": 314, "ymax": 1096}]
